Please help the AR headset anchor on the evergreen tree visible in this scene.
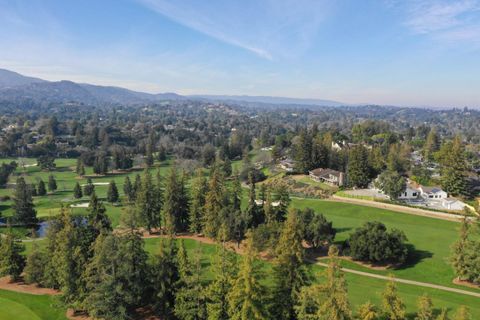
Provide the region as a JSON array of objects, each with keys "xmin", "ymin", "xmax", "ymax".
[
  {"xmin": 175, "ymin": 246, "xmax": 207, "ymax": 320},
  {"xmin": 206, "ymin": 239, "xmax": 238, "ymax": 320},
  {"xmin": 151, "ymin": 237, "xmax": 180, "ymax": 319},
  {"xmin": 133, "ymin": 173, "xmax": 142, "ymax": 200},
  {"xmin": 0, "ymin": 231, "xmax": 26, "ymax": 281},
  {"xmin": 275, "ymin": 186, "xmax": 291, "ymax": 222},
  {"xmin": 24, "ymin": 240, "xmax": 45, "ymax": 284},
  {"xmin": 158, "ymin": 144, "xmax": 167, "ymax": 161},
  {"xmin": 318, "ymin": 246, "xmax": 351, "ymax": 320},
  {"xmin": 73, "ymin": 182, "xmax": 83, "ymax": 199},
  {"xmin": 382, "ymin": 277, "xmax": 406, "ymax": 320},
  {"xmin": 83, "ymin": 178, "xmax": 95, "ymax": 196},
  {"xmin": 231, "ymin": 174, "xmax": 242, "ymax": 212},
  {"xmin": 42, "ymin": 218, "xmax": 63, "ymax": 288},
  {"xmin": 123, "ymin": 176, "xmax": 134, "ymax": 202},
  {"xmin": 423, "ymin": 128, "xmax": 440, "ymax": 162},
  {"xmin": 30, "ymin": 183, "xmax": 37, "ymax": 197},
  {"xmin": 12, "ymin": 177, "xmax": 37, "ymax": 224},
  {"xmin": 87, "ymin": 192, "xmax": 111, "ymax": 235},
  {"xmin": 227, "ymin": 233, "xmax": 269, "ymax": 320},
  {"xmin": 451, "ymin": 218, "xmax": 474, "ymax": 282},
  {"xmin": 204, "ymin": 164, "xmax": 226, "ymax": 238},
  {"xmin": 54, "ymin": 207, "xmax": 80, "ymax": 303},
  {"xmin": 295, "ymin": 284, "xmax": 322, "ymax": 320},
  {"xmin": 295, "ymin": 127, "xmax": 313, "ymax": 173},
  {"xmin": 84, "ymin": 232, "xmax": 148, "ymax": 320},
  {"xmin": 146, "ymin": 142, "xmax": 154, "ymax": 167},
  {"xmin": 440, "ymin": 136, "xmax": 470, "ymax": 198},
  {"xmin": 347, "ymin": 145, "xmax": 371, "ymax": 188},
  {"xmin": 189, "ymin": 169, "xmax": 208, "ymax": 234},
  {"xmin": 76, "ymin": 158, "xmax": 85, "ymax": 176},
  {"xmin": 356, "ymin": 302, "xmax": 379, "ymax": 320},
  {"xmin": 415, "ymin": 294, "xmax": 434, "ymax": 320},
  {"xmin": 137, "ymin": 170, "xmax": 160, "ymax": 233},
  {"xmin": 223, "ymin": 157, "xmax": 232, "ymax": 177},
  {"xmin": 245, "ymin": 172, "xmax": 262, "ymax": 228},
  {"xmin": 263, "ymin": 188, "xmax": 275, "ymax": 224},
  {"xmin": 177, "ymin": 239, "xmax": 190, "ymax": 280},
  {"xmin": 162, "ymin": 166, "xmax": 189, "ymax": 234},
  {"xmin": 107, "ymin": 180, "xmax": 119, "ymax": 203},
  {"xmin": 48, "ymin": 174, "xmax": 57, "ymax": 193},
  {"xmin": 37, "ymin": 179, "xmax": 47, "ymax": 196},
  {"xmin": 271, "ymin": 209, "xmax": 309, "ymax": 320}
]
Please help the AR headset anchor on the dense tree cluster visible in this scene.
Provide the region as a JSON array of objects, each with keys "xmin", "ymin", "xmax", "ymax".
[{"xmin": 346, "ymin": 221, "xmax": 409, "ymax": 265}]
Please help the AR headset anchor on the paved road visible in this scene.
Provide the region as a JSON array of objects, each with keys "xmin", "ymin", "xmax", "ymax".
[{"xmin": 311, "ymin": 259, "xmax": 480, "ymax": 298}]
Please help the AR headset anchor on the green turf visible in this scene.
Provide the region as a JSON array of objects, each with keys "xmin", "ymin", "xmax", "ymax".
[
  {"xmin": 0, "ymin": 290, "xmax": 67, "ymax": 320},
  {"xmin": 290, "ymin": 198, "xmax": 480, "ymax": 293}
]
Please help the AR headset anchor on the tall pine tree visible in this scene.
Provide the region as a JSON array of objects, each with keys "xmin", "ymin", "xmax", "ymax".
[{"xmin": 12, "ymin": 177, "xmax": 37, "ymax": 224}]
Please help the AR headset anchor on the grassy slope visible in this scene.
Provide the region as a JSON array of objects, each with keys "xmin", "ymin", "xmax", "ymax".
[
  {"xmin": 291, "ymin": 198, "xmax": 480, "ymax": 293},
  {"xmin": 0, "ymin": 290, "xmax": 66, "ymax": 320}
]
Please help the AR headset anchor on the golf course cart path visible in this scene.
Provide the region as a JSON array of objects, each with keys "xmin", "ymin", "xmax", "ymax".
[{"xmin": 312, "ymin": 260, "xmax": 480, "ymax": 298}]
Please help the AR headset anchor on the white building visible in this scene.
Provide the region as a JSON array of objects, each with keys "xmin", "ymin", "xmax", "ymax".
[
  {"xmin": 419, "ymin": 186, "xmax": 448, "ymax": 199},
  {"xmin": 441, "ymin": 199, "xmax": 467, "ymax": 211},
  {"xmin": 397, "ymin": 184, "xmax": 420, "ymax": 200}
]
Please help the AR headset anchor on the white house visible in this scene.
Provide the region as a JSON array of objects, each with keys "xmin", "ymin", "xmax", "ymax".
[
  {"xmin": 419, "ymin": 186, "xmax": 448, "ymax": 199},
  {"xmin": 397, "ymin": 184, "xmax": 420, "ymax": 200}
]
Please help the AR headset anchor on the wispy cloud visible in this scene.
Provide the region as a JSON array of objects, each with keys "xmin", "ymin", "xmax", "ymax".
[
  {"xmin": 137, "ymin": 0, "xmax": 329, "ymax": 60},
  {"xmin": 393, "ymin": 0, "xmax": 480, "ymax": 45}
]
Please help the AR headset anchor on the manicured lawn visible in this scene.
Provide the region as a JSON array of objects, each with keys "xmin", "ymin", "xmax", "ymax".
[
  {"xmin": 291, "ymin": 198, "xmax": 480, "ymax": 293},
  {"xmin": 0, "ymin": 290, "xmax": 67, "ymax": 320}
]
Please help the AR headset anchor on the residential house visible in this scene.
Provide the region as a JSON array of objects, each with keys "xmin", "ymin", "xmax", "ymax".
[
  {"xmin": 309, "ymin": 168, "xmax": 346, "ymax": 187},
  {"xmin": 419, "ymin": 186, "xmax": 448, "ymax": 199},
  {"xmin": 397, "ymin": 183, "xmax": 420, "ymax": 200}
]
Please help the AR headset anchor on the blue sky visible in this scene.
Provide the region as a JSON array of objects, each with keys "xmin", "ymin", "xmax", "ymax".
[{"xmin": 1, "ymin": 0, "xmax": 479, "ymax": 107}]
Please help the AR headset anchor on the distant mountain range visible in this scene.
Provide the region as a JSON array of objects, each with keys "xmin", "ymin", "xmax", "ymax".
[{"xmin": 0, "ymin": 68, "xmax": 345, "ymax": 107}]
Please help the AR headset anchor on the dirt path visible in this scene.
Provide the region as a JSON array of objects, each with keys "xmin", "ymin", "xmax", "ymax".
[
  {"xmin": 0, "ymin": 276, "xmax": 59, "ymax": 295},
  {"xmin": 328, "ymin": 195, "xmax": 470, "ymax": 222}
]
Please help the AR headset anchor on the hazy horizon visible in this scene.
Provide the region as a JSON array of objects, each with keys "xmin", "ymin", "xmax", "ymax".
[{"xmin": 1, "ymin": 0, "xmax": 479, "ymax": 108}]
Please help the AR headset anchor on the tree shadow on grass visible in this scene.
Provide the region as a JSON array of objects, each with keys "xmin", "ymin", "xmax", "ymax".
[
  {"xmin": 334, "ymin": 227, "xmax": 352, "ymax": 234},
  {"xmin": 394, "ymin": 244, "xmax": 433, "ymax": 270}
]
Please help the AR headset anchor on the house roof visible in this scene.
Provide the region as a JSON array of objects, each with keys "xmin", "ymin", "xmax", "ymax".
[
  {"xmin": 420, "ymin": 186, "xmax": 444, "ymax": 194},
  {"xmin": 310, "ymin": 168, "xmax": 343, "ymax": 178}
]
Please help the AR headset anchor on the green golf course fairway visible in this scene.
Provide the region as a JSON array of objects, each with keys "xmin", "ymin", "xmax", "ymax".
[{"xmin": 0, "ymin": 290, "xmax": 66, "ymax": 320}]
